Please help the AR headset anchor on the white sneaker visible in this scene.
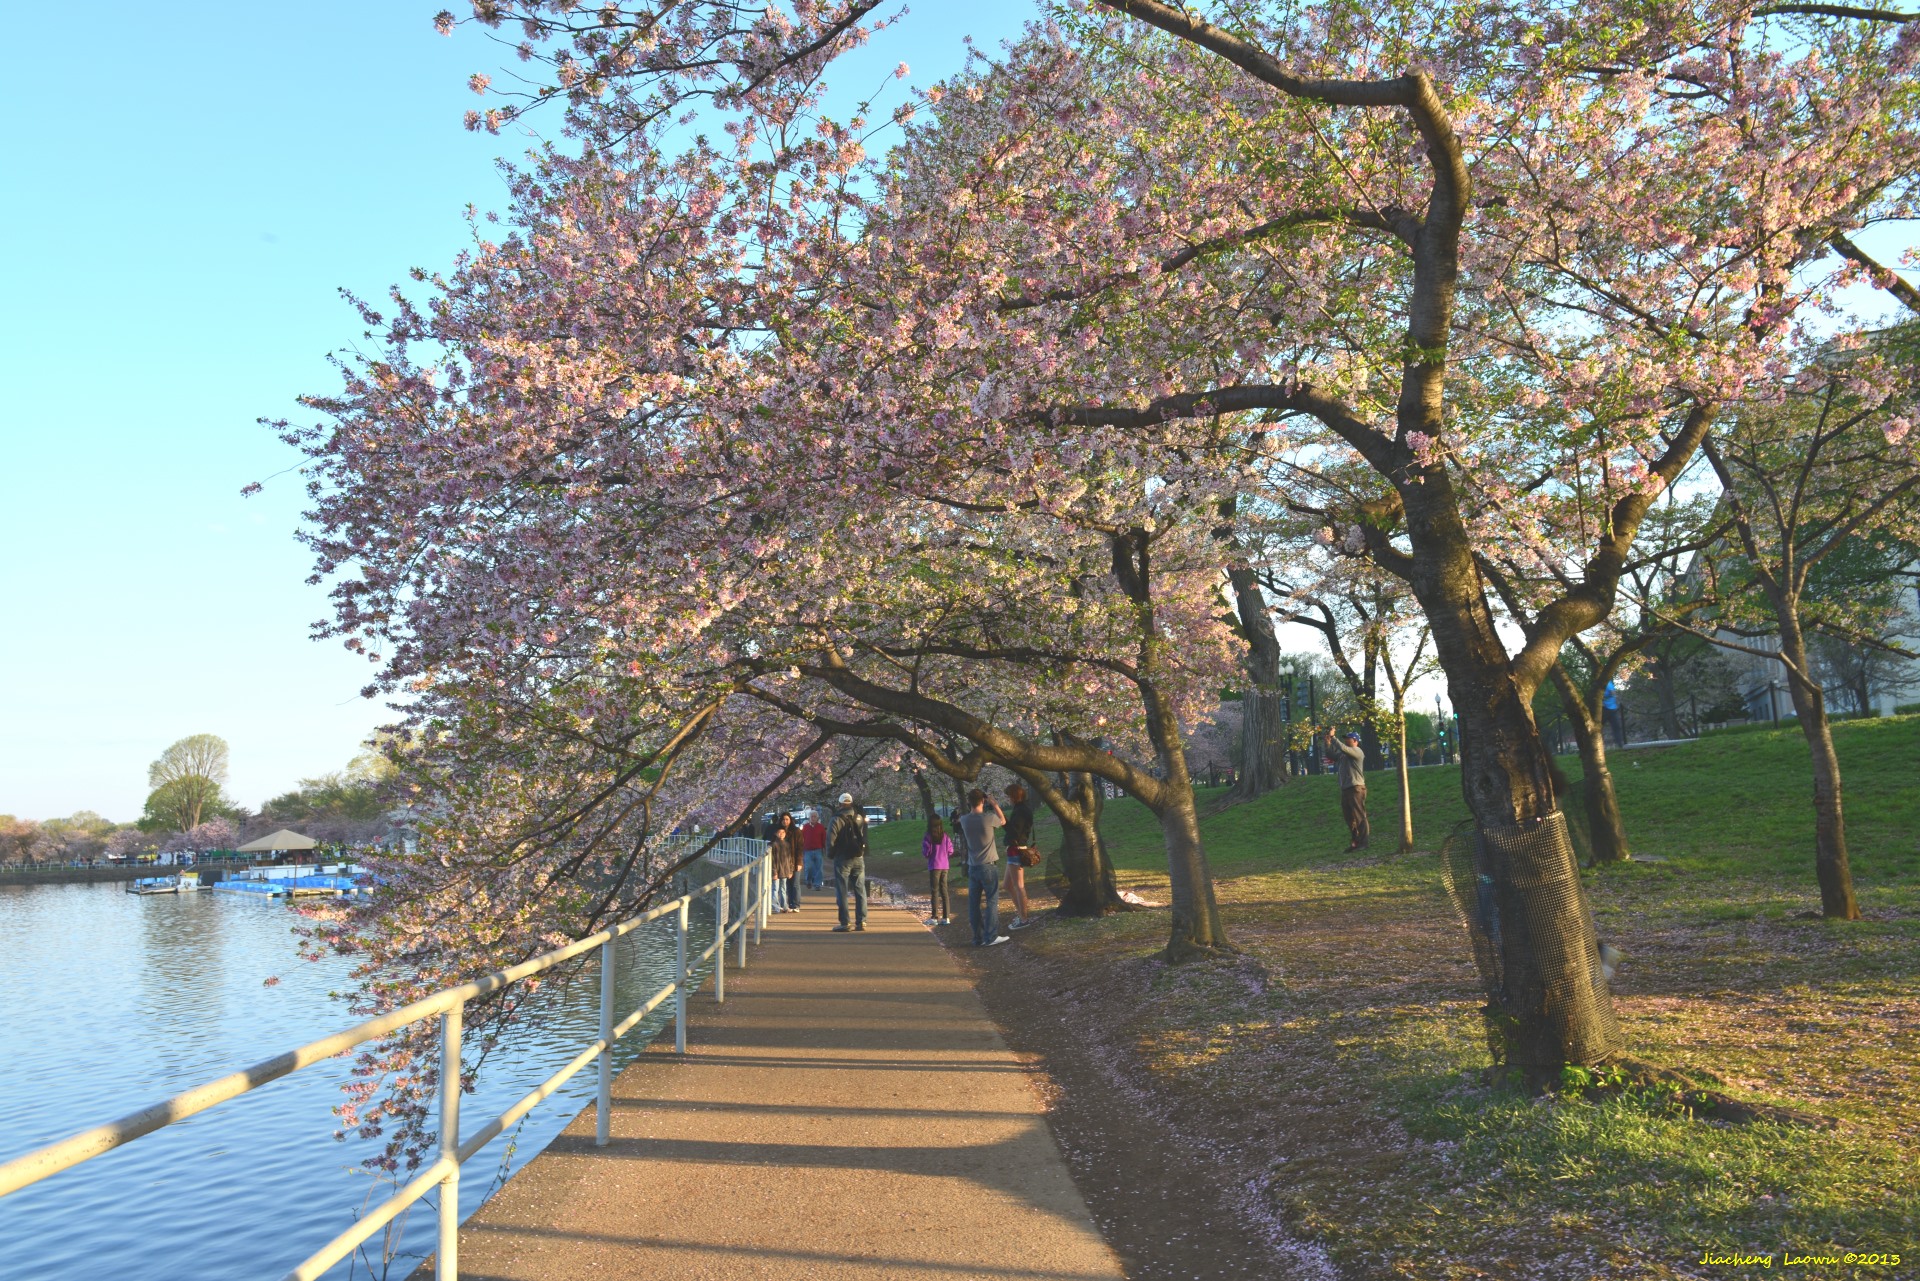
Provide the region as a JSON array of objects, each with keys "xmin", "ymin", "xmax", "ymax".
[
  {"xmin": 923, "ymin": 916, "xmax": 940, "ymax": 925},
  {"xmin": 940, "ymin": 918, "xmax": 952, "ymax": 926},
  {"xmin": 986, "ymin": 935, "xmax": 1011, "ymax": 947}
]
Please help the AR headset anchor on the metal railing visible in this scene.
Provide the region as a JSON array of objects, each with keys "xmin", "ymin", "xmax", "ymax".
[{"xmin": 0, "ymin": 837, "xmax": 773, "ymax": 1281}]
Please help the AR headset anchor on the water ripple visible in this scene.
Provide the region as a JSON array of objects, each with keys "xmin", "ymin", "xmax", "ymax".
[{"xmin": 0, "ymin": 881, "xmax": 718, "ymax": 1281}]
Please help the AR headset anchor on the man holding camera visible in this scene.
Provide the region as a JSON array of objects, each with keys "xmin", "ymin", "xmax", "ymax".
[
  {"xmin": 1325, "ymin": 727, "xmax": 1370, "ymax": 852},
  {"xmin": 956, "ymin": 788, "xmax": 1010, "ymax": 947}
]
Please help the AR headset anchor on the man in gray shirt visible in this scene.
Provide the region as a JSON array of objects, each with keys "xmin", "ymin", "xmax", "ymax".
[
  {"xmin": 956, "ymin": 789, "xmax": 1009, "ymax": 947},
  {"xmin": 1325, "ymin": 728, "xmax": 1370, "ymax": 851}
]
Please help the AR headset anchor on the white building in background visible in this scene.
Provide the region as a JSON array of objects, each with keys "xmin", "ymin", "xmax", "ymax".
[{"xmin": 1718, "ymin": 561, "xmax": 1920, "ymax": 720}]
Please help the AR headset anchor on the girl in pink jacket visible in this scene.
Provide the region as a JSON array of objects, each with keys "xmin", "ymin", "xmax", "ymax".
[{"xmin": 922, "ymin": 816, "xmax": 954, "ymax": 926}]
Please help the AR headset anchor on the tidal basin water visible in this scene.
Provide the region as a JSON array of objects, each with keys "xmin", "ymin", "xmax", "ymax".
[{"xmin": 0, "ymin": 879, "xmax": 720, "ymax": 1281}]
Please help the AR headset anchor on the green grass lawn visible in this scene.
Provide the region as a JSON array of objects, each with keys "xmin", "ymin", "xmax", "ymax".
[{"xmin": 861, "ymin": 716, "xmax": 1920, "ymax": 1279}]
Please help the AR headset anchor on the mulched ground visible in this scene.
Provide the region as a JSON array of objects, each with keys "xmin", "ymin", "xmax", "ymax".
[
  {"xmin": 870, "ymin": 839, "xmax": 1920, "ymax": 1281},
  {"xmin": 964, "ymin": 937, "xmax": 1342, "ymax": 1281}
]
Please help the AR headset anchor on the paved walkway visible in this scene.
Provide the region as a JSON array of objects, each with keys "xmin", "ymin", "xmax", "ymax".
[{"xmin": 448, "ymin": 888, "xmax": 1127, "ymax": 1280}]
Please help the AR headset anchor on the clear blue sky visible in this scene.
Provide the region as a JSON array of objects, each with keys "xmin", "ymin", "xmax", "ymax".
[
  {"xmin": 0, "ymin": 2, "xmax": 1038, "ymax": 822},
  {"xmin": 5, "ymin": 6, "xmax": 1906, "ymax": 821}
]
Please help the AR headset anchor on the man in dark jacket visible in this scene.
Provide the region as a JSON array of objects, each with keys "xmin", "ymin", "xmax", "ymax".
[
  {"xmin": 1326, "ymin": 727, "xmax": 1370, "ymax": 851},
  {"xmin": 827, "ymin": 792, "xmax": 869, "ymax": 932}
]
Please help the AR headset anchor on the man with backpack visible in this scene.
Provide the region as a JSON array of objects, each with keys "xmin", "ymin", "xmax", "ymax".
[{"xmin": 827, "ymin": 792, "xmax": 869, "ymax": 933}]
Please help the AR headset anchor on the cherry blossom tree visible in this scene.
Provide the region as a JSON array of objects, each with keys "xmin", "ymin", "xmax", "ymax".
[
  {"xmin": 323, "ymin": 0, "xmax": 1920, "ymax": 1084},
  {"xmin": 167, "ymin": 817, "xmax": 237, "ymax": 855},
  {"xmin": 105, "ymin": 827, "xmax": 161, "ymax": 862},
  {"xmin": 1027, "ymin": 0, "xmax": 1920, "ymax": 1069},
  {"xmin": 1677, "ymin": 334, "xmax": 1920, "ymax": 918},
  {"xmin": 281, "ymin": 107, "xmax": 1253, "ymax": 1169},
  {"xmin": 285, "ymin": 66, "xmax": 1266, "ymax": 958}
]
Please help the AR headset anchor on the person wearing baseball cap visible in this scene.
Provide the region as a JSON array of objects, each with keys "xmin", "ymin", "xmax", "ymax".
[
  {"xmin": 826, "ymin": 793, "xmax": 869, "ymax": 931},
  {"xmin": 1324, "ymin": 726, "xmax": 1371, "ymax": 852}
]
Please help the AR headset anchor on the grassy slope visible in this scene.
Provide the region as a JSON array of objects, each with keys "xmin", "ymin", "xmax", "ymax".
[
  {"xmin": 1070, "ymin": 714, "xmax": 1920, "ymax": 885},
  {"xmin": 863, "ymin": 717, "xmax": 1920, "ymax": 1279}
]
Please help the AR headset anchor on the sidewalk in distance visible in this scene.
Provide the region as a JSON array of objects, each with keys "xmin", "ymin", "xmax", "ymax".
[{"xmin": 442, "ymin": 894, "xmax": 1126, "ymax": 1281}]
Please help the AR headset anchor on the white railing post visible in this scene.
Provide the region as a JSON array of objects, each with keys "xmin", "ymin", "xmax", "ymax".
[
  {"xmin": 755, "ymin": 857, "xmax": 766, "ymax": 941},
  {"xmin": 735, "ymin": 869, "xmax": 749, "ymax": 969},
  {"xmin": 595, "ymin": 935, "xmax": 614, "ymax": 1147},
  {"xmin": 674, "ymin": 898, "xmax": 688, "ymax": 1053},
  {"xmin": 436, "ymin": 1003, "xmax": 462, "ymax": 1281},
  {"xmin": 714, "ymin": 880, "xmax": 726, "ymax": 1003}
]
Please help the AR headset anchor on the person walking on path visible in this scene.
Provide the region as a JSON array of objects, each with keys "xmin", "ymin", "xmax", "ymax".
[
  {"xmin": 922, "ymin": 816, "xmax": 954, "ymax": 926},
  {"xmin": 828, "ymin": 793, "xmax": 869, "ymax": 932},
  {"xmin": 1325, "ymin": 727, "xmax": 1371, "ymax": 852},
  {"xmin": 957, "ymin": 789, "xmax": 1008, "ymax": 947},
  {"xmin": 768, "ymin": 814, "xmax": 800, "ymax": 912},
  {"xmin": 800, "ymin": 810, "xmax": 827, "ymax": 890},
  {"xmin": 1002, "ymin": 782, "xmax": 1037, "ymax": 930}
]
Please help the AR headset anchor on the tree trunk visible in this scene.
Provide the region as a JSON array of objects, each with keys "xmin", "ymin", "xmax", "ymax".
[
  {"xmin": 1151, "ymin": 784, "xmax": 1229, "ymax": 959},
  {"xmin": 1141, "ymin": 674, "xmax": 1230, "ymax": 959},
  {"xmin": 1548, "ymin": 665, "xmax": 1632, "ymax": 866},
  {"xmin": 1650, "ymin": 650, "xmax": 1685, "ymax": 739},
  {"xmin": 1226, "ymin": 567, "xmax": 1289, "ymax": 801},
  {"xmin": 1413, "ymin": 553, "xmax": 1620, "ymax": 1075},
  {"xmin": 1230, "ymin": 689, "xmax": 1290, "ymax": 801},
  {"xmin": 1114, "ymin": 530, "xmax": 1230, "ymax": 959},
  {"xmin": 912, "ymin": 770, "xmax": 939, "ymax": 835},
  {"xmin": 1048, "ymin": 767, "xmax": 1126, "ymax": 916},
  {"xmin": 1776, "ymin": 609, "xmax": 1862, "ymax": 920},
  {"xmin": 1358, "ymin": 719, "xmax": 1386, "ymax": 772},
  {"xmin": 1394, "ymin": 713, "xmax": 1415, "ymax": 853}
]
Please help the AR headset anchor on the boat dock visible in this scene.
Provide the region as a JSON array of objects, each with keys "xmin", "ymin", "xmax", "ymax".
[
  {"xmin": 125, "ymin": 870, "xmax": 203, "ymax": 895},
  {"xmin": 212, "ymin": 874, "xmax": 365, "ymax": 898}
]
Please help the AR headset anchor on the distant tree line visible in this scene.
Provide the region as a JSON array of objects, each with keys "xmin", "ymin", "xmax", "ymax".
[{"xmin": 1, "ymin": 735, "xmax": 409, "ymax": 865}]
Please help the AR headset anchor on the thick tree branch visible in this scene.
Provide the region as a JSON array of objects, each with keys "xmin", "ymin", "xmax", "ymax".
[
  {"xmin": 1757, "ymin": 3, "xmax": 1918, "ymax": 21},
  {"xmin": 738, "ymin": 682, "xmax": 995, "ymax": 781},
  {"xmin": 868, "ymin": 638, "xmax": 1141, "ymax": 682},
  {"xmin": 998, "ymin": 206, "xmax": 1411, "ymax": 313},
  {"xmin": 1059, "ymin": 382, "xmax": 1395, "ymax": 472},
  {"xmin": 1100, "ymin": 1, "xmax": 1471, "ymax": 392},
  {"xmin": 1829, "ymin": 232, "xmax": 1920, "ymax": 313},
  {"xmin": 794, "ymin": 651, "xmax": 1170, "ymax": 804},
  {"xmin": 1509, "ymin": 403, "xmax": 1717, "ymax": 692}
]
